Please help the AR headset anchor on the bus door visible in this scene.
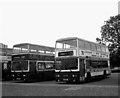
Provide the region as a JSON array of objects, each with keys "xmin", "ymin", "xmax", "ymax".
[
  {"xmin": 29, "ymin": 61, "xmax": 36, "ymax": 72},
  {"xmin": 79, "ymin": 58, "xmax": 85, "ymax": 81}
]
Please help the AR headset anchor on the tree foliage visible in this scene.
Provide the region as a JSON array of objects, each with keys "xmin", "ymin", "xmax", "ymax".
[{"xmin": 96, "ymin": 14, "xmax": 120, "ymax": 68}]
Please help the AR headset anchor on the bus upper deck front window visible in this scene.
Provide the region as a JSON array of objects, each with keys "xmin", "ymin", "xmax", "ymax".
[
  {"xmin": 56, "ymin": 40, "xmax": 77, "ymax": 49},
  {"xmin": 56, "ymin": 42, "xmax": 63, "ymax": 49},
  {"xmin": 13, "ymin": 47, "xmax": 21, "ymax": 53}
]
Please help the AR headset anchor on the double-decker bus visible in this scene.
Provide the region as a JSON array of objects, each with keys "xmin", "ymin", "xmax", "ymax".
[
  {"xmin": 11, "ymin": 43, "xmax": 55, "ymax": 81},
  {"xmin": 55, "ymin": 37, "xmax": 111, "ymax": 83}
]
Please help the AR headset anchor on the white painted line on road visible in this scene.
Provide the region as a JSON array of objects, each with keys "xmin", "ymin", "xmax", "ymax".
[
  {"xmin": 64, "ymin": 85, "xmax": 119, "ymax": 91},
  {"xmin": 65, "ymin": 87, "xmax": 82, "ymax": 91},
  {"xmin": 1, "ymin": 82, "xmax": 119, "ymax": 88}
]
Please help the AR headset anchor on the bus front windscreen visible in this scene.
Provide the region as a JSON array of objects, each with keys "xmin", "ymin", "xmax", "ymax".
[
  {"xmin": 55, "ymin": 58, "xmax": 78, "ymax": 70},
  {"xmin": 12, "ymin": 61, "xmax": 28, "ymax": 71}
]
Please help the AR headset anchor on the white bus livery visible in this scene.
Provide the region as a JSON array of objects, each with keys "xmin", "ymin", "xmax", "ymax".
[{"xmin": 55, "ymin": 37, "xmax": 111, "ymax": 83}]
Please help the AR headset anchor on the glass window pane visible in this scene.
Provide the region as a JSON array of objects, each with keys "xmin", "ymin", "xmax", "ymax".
[
  {"xmin": 101, "ymin": 46, "xmax": 106, "ymax": 52},
  {"xmin": 79, "ymin": 40, "xmax": 84, "ymax": 49},
  {"xmin": 64, "ymin": 44, "xmax": 70, "ymax": 48},
  {"xmin": 56, "ymin": 58, "xmax": 78, "ymax": 70},
  {"xmin": 12, "ymin": 61, "xmax": 28, "ymax": 70},
  {"xmin": 37, "ymin": 62, "xmax": 45, "ymax": 70},
  {"xmin": 91, "ymin": 44, "xmax": 96, "ymax": 51},
  {"xmin": 56, "ymin": 39, "xmax": 77, "ymax": 49},
  {"xmin": 56, "ymin": 42, "xmax": 63, "ymax": 49},
  {"xmin": 45, "ymin": 62, "xmax": 54, "ymax": 69},
  {"xmin": 55, "ymin": 61, "xmax": 62, "ymax": 70},
  {"xmin": 64, "ymin": 40, "xmax": 77, "ymax": 47},
  {"xmin": 85, "ymin": 42, "xmax": 91, "ymax": 50},
  {"xmin": 106, "ymin": 47, "xmax": 109, "ymax": 52},
  {"xmin": 97, "ymin": 45, "xmax": 101, "ymax": 51}
]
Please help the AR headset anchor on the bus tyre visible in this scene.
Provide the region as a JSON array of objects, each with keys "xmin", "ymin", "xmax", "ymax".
[
  {"xmin": 66, "ymin": 81, "xmax": 72, "ymax": 84},
  {"xmin": 86, "ymin": 72, "xmax": 91, "ymax": 82},
  {"xmin": 6, "ymin": 75, "xmax": 11, "ymax": 80},
  {"xmin": 24, "ymin": 79, "xmax": 28, "ymax": 82},
  {"xmin": 24, "ymin": 77, "xmax": 29, "ymax": 82},
  {"xmin": 37, "ymin": 75, "xmax": 43, "ymax": 81}
]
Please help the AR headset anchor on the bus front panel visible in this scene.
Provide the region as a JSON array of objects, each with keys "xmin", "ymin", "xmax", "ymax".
[
  {"xmin": 55, "ymin": 57, "xmax": 80, "ymax": 82},
  {"xmin": 11, "ymin": 60, "xmax": 29, "ymax": 80}
]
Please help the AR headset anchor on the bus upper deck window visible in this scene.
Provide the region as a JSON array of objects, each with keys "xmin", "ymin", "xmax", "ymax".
[
  {"xmin": 79, "ymin": 40, "xmax": 85, "ymax": 49},
  {"xmin": 101, "ymin": 46, "xmax": 106, "ymax": 52},
  {"xmin": 85, "ymin": 42, "xmax": 91, "ymax": 50},
  {"xmin": 106, "ymin": 48, "xmax": 109, "ymax": 53},
  {"xmin": 64, "ymin": 44, "xmax": 70, "ymax": 48},
  {"xmin": 97, "ymin": 45, "xmax": 101, "ymax": 52},
  {"xmin": 91, "ymin": 44, "xmax": 97, "ymax": 51},
  {"xmin": 56, "ymin": 42, "xmax": 63, "ymax": 49}
]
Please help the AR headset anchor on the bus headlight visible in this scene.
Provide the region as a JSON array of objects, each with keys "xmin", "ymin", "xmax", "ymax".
[
  {"xmin": 72, "ymin": 74, "xmax": 77, "ymax": 77},
  {"xmin": 12, "ymin": 74, "xmax": 15, "ymax": 77},
  {"xmin": 23, "ymin": 74, "xmax": 26, "ymax": 77},
  {"xmin": 73, "ymin": 80, "xmax": 75, "ymax": 82},
  {"xmin": 56, "ymin": 75, "xmax": 59, "ymax": 77}
]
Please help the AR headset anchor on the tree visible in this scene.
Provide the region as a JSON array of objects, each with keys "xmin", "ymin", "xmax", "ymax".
[{"xmin": 96, "ymin": 14, "xmax": 120, "ymax": 68}]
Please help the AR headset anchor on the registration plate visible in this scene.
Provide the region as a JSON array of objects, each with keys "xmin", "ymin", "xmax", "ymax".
[
  {"xmin": 17, "ymin": 78, "xmax": 21, "ymax": 80},
  {"xmin": 63, "ymin": 79, "xmax": 68, "ymax": 81}
]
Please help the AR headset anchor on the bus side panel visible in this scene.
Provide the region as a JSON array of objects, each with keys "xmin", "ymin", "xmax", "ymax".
[
  {"xmin": 0, "ymin": 62, "xmax": 2, "ymax": 80},
  {"xmin": 43, "ymin": 70, "xmax": 55, "ymax": 80},
  {"xmin": 28, "ymin": 61, "xmax": 37, "ymax": 80},
  {"xmin": 79, "ymin": 59, "xmax": 85, "ymax": 81},
  {"xmin": 36, "ymin": 61, "xmax": 55, "ymax": 81}
]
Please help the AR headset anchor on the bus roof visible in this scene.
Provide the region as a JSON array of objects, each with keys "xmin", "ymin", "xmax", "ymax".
[
  {"xmin": 56, "ymin": 37, "xmax": 78, "ymax": 42},
  {"xmin": 56, "ymin": 37, "xmax": 108, "ymax": 47},
  {"xmin": 13, "ymin": 43, "xmax": 55, "ymax": 52}
]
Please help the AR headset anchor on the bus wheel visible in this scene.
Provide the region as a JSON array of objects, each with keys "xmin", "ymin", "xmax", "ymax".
[
  {"xmin": 86, "ymin": 72, "xmax": 91, "ymax": 82},
  {"xmin": 6, "ymin": 75, "xmax": 11, "ymax": 80},
  {"xmin": 66, "ymin": 81, "xmax": 72, "ymax": 84},
  {"xmin": 24, "ymin": 77, "xmax": 29, "ymax": 82},
  {"xmin": 37, "ymin": 74, "xmax": 43, "ymax": 81}
]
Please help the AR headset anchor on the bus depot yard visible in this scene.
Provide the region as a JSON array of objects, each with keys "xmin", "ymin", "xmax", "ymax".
[
  {"xmin": 2, "ymin": 37, "xmax": 111, "ymax": 83},
  {"xmin": 0, "ymin": 37, "xmax": 119, "ymax": 96},
  {"xmin": 1, "ymin": 73, "xmax": 119, "ymax": 96}
]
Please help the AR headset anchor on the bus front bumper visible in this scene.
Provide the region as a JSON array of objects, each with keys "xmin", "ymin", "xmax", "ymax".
[
  {"xmin": 55, "ymin": 72, "xmax": 79, "ymax": 82},
  {"xmin": 11, "ymin": 72, "xmax": 29, "ymax": 80}
]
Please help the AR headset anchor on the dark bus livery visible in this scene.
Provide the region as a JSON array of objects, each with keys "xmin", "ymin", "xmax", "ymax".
[{"xmin": 11, "ymin": 43, "xmax": 55, "ymax": 81}]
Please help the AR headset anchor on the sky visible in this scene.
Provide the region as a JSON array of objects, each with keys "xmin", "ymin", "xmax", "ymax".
[
  {"xmin": 118, "ymin": 1, "xmax": 120, "ymax": 14},
  {"xmin": 0, "ymin": 0, "xmax": 119, "ymax": 48}
]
